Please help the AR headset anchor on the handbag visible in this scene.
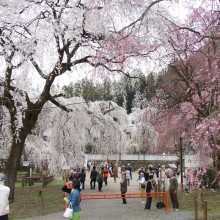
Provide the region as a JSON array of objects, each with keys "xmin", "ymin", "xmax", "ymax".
[
  {"xmin": 63, "ymin": 202, "xmax": 73, "ymax": 218},
  {"xmin": 141, "ymin": 183, "xmax": 146, "ymax": 189}
]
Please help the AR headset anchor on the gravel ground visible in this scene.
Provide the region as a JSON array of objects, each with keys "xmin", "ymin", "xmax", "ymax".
[{"xmin": 24, "ymin": 172, "xmax": 194, "ymax": 220}]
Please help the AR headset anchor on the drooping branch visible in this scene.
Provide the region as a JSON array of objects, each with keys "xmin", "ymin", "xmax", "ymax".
[
  {"xmin": 118, "ymin": 0, "xmax": 165, "ymax": 34},
  {"xmin": 49, "ymin": 95, "xmax": 72, "ymax": 112}
]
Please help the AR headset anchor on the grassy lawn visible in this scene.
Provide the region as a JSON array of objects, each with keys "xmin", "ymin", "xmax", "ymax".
[
  {"xmin": 9, "ymin": 180, "xmax": 64, "ymax": 220},
  {"xmin": 173, "ymin": 190, "xmax": 220, "ymax": 220},
  {"xmin": 9, "ymin": 181, "xmax": 220, "ymax": 220}
]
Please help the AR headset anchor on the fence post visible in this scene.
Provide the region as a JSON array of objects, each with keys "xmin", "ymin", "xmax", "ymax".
[
  {"xmin": 203, "ymin": 201, "xmax": 208, "ymax": 220},
  {"xmin": 165, "ymin": 192, "xmax": 170, "ymax": 213},
  {"xmin": 39, "ymin": 191, "xmax": 45, "ymax": 215},
  {"xmin": 194, "ymin": 196, "xmax": 198, "ymax": 220},
  {"xmin": 64, "ymin": 193, "xmax": 68, "ymax": 211},
  {"xmin": 22, "ymin": 176, "xmax": 25, "ymax": 187},
  {"xmin": 200, "ymin": 191, "xmax": 204, "ymax": 208}
]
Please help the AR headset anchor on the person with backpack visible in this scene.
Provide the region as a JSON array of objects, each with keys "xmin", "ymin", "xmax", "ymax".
[{"xmin": 90, "ymin": 166, "xmax": 97, "ymax": 190}]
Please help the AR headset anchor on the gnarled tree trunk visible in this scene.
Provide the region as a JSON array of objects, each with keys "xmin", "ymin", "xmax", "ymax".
[{"xmin": 5, "ymin": 138, "xmax": 26, "ymax": 202}]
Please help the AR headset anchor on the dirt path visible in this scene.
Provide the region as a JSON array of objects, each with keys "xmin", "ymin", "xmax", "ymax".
[{"xmin": 24, "ymin": 171, "xmax": 194, "ymax": 220}]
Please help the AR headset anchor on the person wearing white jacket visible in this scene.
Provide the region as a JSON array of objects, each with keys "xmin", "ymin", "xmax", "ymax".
[
  {"xmin": 138, "ymin": 173, "xmax": 146, "ymax": 203},
  {"xmin": 0, "ymin": 173, "xmax": 10, "ymax": 220}
]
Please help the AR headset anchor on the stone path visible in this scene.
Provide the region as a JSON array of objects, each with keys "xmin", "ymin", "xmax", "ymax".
[{"xmin": 24, "ymin": 172, "xmax": 194, "ymax": 220}]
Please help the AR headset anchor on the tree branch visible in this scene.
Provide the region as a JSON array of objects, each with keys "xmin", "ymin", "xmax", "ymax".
[
  {"xmin": 118, "ymin": 0, "xmax": 164, "ymax": 34},
  {"xmin": 49, "ymin": 96, "xmax": 72, "ymax": 112},
  {"xmin": 30, "ymin": 56, "xmax": 48, "ymax": 79}
]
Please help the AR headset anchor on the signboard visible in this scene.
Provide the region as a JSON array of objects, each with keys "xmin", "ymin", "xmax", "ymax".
[
  {"xmin": 184, "ymin": 155, "xmax": 213, "ymax": 168},
  {"xmin": 62, "ymin": 166, "xmax": 70, "ymax": 170},
  {"xmin": 22, "ymin": 160, "xmax": 30, "ymax": 167}
]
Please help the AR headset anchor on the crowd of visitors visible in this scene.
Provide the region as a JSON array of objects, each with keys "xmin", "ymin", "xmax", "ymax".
[{"xmin": 62, "ymin": 161, "xmax": 220, "ymax": 219}]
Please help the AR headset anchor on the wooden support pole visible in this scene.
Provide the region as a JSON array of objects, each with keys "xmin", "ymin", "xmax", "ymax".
[
  {"xmin": 180, "ymin": 137, "xmax": 183, "ymax": 191},
  {"xmin": 203, "ymin": 201, "xmax": 208, "ymax": 220},
  {"xmin": 194, "ymin": 196, "xmax": 198, "ymax": 220}
]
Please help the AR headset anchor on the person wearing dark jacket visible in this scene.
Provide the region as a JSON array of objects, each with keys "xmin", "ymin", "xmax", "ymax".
[
  {"xmin": 120, "ymin": 172, "xmax": 127, "ymax": 204},
  {"xmin": 79, "ymin": 168, "xmax": 86, "ymax": 190},
  {"xmin": 169, "ymin": 171, "xmax": 179, "ymax": 211},
  {"xmin": 145, "ymin": 175, "xmax": 154, "ymax": 211},
  {"xmin": 90, "ymin": 166, "xmax": 98, "ymax": 189},
  {"xmin": 62, "ymin": 181, "xmax": 73, "ymax": 194}
]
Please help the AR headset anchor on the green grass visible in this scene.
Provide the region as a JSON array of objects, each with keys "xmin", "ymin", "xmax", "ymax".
[
  {"xmin": 174, "ymin": 190, "xmax": 220, "ymax": 220},
  {"xmin": 9, "ymin": 180, "xmax": 64, "ymax": 220},
  {"xmin": 9, "ymin": 181, "xmax": 220, "ymax": 220}
]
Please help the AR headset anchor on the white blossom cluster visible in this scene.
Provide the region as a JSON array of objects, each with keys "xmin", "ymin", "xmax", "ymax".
[{"xmin": 1, "ymin": 97, "xmax": 156, "ymax": 175}]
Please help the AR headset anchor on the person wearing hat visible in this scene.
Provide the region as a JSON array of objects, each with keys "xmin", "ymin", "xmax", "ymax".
[{"xmin": 0, "ymin": 173, "xmax": 10, "ymax": 220}]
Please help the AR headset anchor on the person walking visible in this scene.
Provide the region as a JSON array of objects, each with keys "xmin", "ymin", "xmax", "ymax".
[
  {"xmin": 90, "ymin": 166, "xmax": 97, "ymax": 190},
  {"xmin": 120, "ymin": 172, "xmax": 127, "ymax": 204},
  {"xmin": 103, "ymin": 167, "xmax": 109, "ymax": 186},
  {"xmin": 145, "ymin": 175, "xmax": 154, "ymax": 211},
  {"xmin": 0, "ymin": 173, "xmax": 10, "ymax": 220},
  {"xmin": 96, "ymin": 169, "xmax": 103, "ymax": 192},
  {"xmin": 169, "ymin": 171, "xmax": 180, "ymax": 211},
  {"xmin": 79, "ymin": 168, "xmax": 86, "ymax": 190},
  {"xmin": 113, "ymin": 164, "xmax": 118, "ymax": 183}
]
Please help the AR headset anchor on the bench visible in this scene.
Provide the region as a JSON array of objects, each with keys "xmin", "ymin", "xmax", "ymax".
[{"xmin": 22, "ymin": 176, "xmax": 54, "ymax": 187}]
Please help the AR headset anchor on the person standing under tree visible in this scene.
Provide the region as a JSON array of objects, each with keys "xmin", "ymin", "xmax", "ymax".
[
  {"xmin": 0, "ymin": 173, "xmax": 10, "ymax": 220},
  {"xmin": 120, "ymin": 172, "xmax": 127, "ymax": 204},
  {"xmin": 145, "ymin": 175, "xmax": 154, "ymax": 211},
  {"xmin": 169, "ymin": 171, "xmax": 180, "ymax": 211}
]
